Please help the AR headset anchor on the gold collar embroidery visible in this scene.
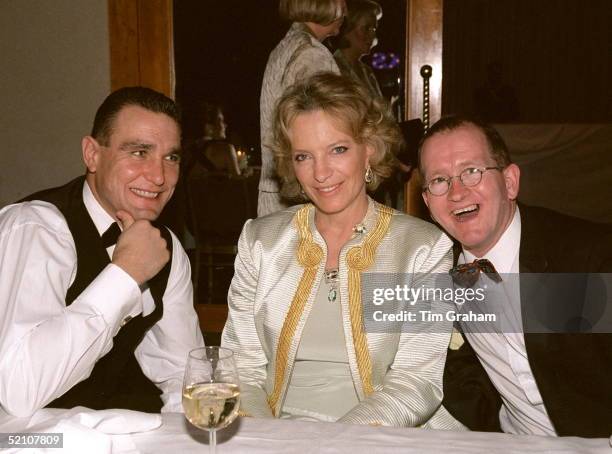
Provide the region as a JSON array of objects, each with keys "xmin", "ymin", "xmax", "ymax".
[{"xmin": 267, "ymin": 202, "xmax": 393, "ymax": 414}]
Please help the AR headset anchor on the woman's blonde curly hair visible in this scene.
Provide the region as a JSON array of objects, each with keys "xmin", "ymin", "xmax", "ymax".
[{"xmin": 271, "ymin": 72, "xmax": 403, "ymax": 202}]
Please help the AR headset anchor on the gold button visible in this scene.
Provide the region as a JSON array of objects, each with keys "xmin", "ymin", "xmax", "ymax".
[{"xmin": 120, "ymin": 315, "xmax": 133, "ymax": 327}]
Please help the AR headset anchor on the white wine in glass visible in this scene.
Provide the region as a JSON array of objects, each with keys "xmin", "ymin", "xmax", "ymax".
[{"xmin": 183, "ymin": 347, "xmax": 240, "ymax": 453}]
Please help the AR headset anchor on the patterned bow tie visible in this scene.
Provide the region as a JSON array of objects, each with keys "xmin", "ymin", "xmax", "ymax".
[
  {"xmin": 101, "ymin": 222, "xmax": 121, "ymax": 248},
  {"xmin": 450, "ymin": 259, "xmax": 502, "ymax": 288}
]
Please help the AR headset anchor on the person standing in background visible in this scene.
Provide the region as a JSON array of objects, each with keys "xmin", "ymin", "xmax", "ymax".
[
  {"xmin": 258, "ymin": 0, "xmax": 346, "ymax": 217},
  {"xmin": 187, "ymin": 102, "xmax": 241, "ymax": 177},
  {"xmin": 334, "ymin": 1, "xmax": 410, "ymax": 209},
  {"xmin": 333, "ymin": 0, "xmax": 383, "ymax": 102}
]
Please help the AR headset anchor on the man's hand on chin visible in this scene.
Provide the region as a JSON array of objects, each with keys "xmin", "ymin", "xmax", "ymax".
[{"xmin": 112, "ymin": 210, "xmax": 170, "ymax": 285}]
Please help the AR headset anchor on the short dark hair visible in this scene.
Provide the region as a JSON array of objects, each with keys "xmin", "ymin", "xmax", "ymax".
[
  {"xmin": 91, "ymin": 86, "xmax": 180, "ymax": 146},
  {"xmin": 418, "ymin": 115, "xmax": 512, "ymax": 175}
]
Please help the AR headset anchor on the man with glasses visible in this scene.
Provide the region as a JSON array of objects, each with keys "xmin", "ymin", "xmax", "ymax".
[{"xmin": 419, "ymin": 115, "xmax": 612, "ymax": 437}]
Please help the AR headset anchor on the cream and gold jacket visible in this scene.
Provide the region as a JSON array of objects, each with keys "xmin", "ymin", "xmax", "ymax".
[{"xmin": 221, "ymin": 199, "xmax": 454, "ymax": 427}]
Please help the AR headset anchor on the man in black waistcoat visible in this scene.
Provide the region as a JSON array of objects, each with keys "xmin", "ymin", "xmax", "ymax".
[
  {"xmin": 0, "ymin": 87, "xmax": 204, "ymax": 417},
  {"xmin": 419, "ymin": 115, "xmax": 612, "ymax": 438}
]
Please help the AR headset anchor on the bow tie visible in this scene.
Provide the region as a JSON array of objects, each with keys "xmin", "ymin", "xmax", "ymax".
[
  {"xmin": 450, "ymin": 259, "xmax": 502, "ymax": 288},
  {"xmin": 101, "ymin": 222, "xmax": 121, "ymax": 248}
]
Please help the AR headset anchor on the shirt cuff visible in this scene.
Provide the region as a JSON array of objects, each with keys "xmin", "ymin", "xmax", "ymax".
[{"xmin": 72, "ymin": 263, "xmax": 143, "ymax": 334}]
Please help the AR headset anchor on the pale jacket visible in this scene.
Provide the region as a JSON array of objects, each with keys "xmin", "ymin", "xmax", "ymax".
[
  {"xmin": 257, "ymin": 22, "xmax": 339, "ymax": 216},
  {"xmin": 222, "ymin": 199, "xmax": 455, "ymax": 426}
]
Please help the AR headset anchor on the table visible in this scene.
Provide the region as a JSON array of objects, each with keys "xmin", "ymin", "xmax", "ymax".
[
  {"xmin": 1, "ymin": 409, "xmax": 609, "ymax": 453},
  {"xmin": 131, "ymin": 414, "xmax": 610, "ymax": 453}
]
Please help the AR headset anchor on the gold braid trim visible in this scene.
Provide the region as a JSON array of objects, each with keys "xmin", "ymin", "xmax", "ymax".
[
  {"xmin": 346, "ymin": 203, "xmax": 393, "ymax": 395},
  {"xmin": 267, "ymin": 205, "xmax": 323, "ymax": 415}
]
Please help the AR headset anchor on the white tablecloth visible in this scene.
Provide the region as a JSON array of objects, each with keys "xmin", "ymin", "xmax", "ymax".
[{"xmin": 1, "ymin": 409, "xmax": 610, "ymax": 453}]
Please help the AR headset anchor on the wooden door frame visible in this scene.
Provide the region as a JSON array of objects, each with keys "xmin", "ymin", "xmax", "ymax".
[
  {"xmin": 405, "ymin": 0, "xmax": 443, "ymax": 125},
  {"xmin": 404, "ymin": 0, "xmax": 443, "ymax": 217},
  {"xmin": 108, "ymin": 0, "xmax": 175, "ymax": 97}
]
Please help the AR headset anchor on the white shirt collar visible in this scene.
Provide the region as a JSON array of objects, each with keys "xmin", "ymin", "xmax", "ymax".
[
  {"xmin": 82, "ymin": 180, "xmax": 116, "ymax": 236},
  {"xmin": 461, "ymin": 206, "xmax": 521, "ymax": 273}
]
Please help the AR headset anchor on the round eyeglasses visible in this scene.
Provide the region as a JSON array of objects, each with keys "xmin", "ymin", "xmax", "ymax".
[{"xmin": 423, "ymin": 166, "xmax": 503, "ymax": 196}]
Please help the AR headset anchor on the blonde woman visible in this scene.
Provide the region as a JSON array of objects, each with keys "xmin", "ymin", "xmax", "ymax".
[{"xmin": 223, "ymin": 73, "xmax": 453, "ymax": 426}]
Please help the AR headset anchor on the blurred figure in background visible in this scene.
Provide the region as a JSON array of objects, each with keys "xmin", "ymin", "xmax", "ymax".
[
  {"xmin": 160, "ymin": 102, "xmax": 241, "ymax": 246},
  {"xmin": 473, "ymin": 60, "xmax": 520, "ymax": 123},
  {"xmin": 258, "ymin": 0, "xmax": 347, "ymax": 217},
  {"xmin": 187, "ymin": 102, "xmax": 241, "ymax": 177},
  {"xmin": 333, "ymin": 0, "xmax": 383, "ymax": 102},
  {"xmin": 334, "ymin": 0, "xmax": 410, "ymax": 209}
]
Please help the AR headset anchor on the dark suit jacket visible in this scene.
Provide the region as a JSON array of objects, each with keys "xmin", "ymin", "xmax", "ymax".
[{"xmin": 442, "ymin": 204, "xmax": 612, "ymax": 438}]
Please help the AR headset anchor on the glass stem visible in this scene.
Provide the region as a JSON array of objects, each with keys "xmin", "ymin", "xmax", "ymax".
[{"xmin": 209, "ymin": 429, "xmax": 217, "ymax": 454}]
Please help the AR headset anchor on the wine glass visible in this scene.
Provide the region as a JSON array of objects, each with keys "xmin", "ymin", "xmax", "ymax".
[{"xmin": 182, "ymin": 347, "xmax": 241, "ymax": 454}]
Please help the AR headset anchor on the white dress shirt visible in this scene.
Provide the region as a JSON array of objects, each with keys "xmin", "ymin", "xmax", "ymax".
[
  {"xmin": 0, "ymin": 181, "xmax": 203, "ymax": 417},
  {"xmin": 460, "ymin": 207, "xmax": 557, "ymax": 436}
]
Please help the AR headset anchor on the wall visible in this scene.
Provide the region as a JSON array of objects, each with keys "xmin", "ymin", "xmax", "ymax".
[
  {"xmin": 442, "ymin": 0, "xmax": 611, "ymax": 123},
  {"xmin": 0, "ymin": 0, "xmax": 110, "ymax": 207}
]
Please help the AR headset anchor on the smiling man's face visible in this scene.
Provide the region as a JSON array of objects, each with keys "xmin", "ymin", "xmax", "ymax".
[
  {"xmin": 83, "ymin": 105, "xmax": 181, "ymax": 221},
  {"xmin": 421, "ymin": 124, "xmax": 520, "ymax": 257}
]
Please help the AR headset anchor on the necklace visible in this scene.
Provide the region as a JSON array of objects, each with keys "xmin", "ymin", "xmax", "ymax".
[
  {"xmin": 325, "ymin": 268, "xmax": 339, "ymax": 302},
  {"xmin": 323, "ymin": 223, "xmax": 366, "ymax": 303}
]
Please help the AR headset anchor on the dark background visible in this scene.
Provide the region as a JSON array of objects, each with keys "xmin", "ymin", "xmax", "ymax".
[
  {"xmin": 173, "ymin": 0, "xmax": 406, "ymax": 161},
  {"xmin": 442, "ymin": 0, "xmax": 612, "ymax": 123},
  {"xmin": 174, "ymin": 0, "xmax": 611, "ymax": 162}
]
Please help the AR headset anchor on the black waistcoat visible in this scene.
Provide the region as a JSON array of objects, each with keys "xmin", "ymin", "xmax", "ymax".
[{"xmin": 20, "ymin": 176, "xmax": 172, "ymax": 412}]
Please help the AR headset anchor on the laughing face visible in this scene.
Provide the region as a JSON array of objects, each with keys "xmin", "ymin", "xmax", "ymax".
[
  {"xmin": 421, "ymin": 124, "xmax": 520, "ymax": 257},
  {"xmin": 289, "ymin": 109, "xmax": 373, "ymax": 220},
  {"xmin": 83, "ymin": 105, "xmax": 181, "ymax": 221}
]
